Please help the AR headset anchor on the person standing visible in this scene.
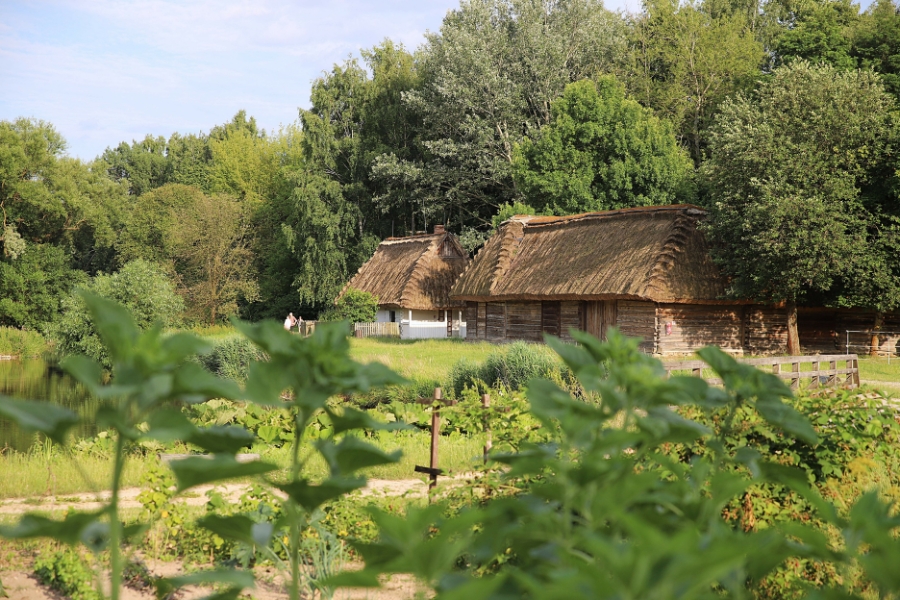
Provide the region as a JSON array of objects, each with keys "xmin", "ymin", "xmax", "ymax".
[{"xmin": 284, "ymin": 313, "xmax": 297, "ymax": 330}]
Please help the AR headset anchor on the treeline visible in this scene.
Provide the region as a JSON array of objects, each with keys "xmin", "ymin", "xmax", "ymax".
[{"xmin": 3, "ymin": 0, "xmax": 900, "ymax": 336}]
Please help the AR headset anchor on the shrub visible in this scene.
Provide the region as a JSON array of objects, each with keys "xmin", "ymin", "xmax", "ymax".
[
  {"xmin": 34, "ymin": 548, "xmax": 101, "ymax": 600},
  {"xmin": 0, "ymin": 327, "xmax": 48, "ymax": 357},
  {"xmin": 197, "ymin": 335, "xmax": 266, "ymax": 381},
  {"xmin": 319, "ymin": 287, "xmax": 378, "ymax": 323},
  {"xmin": 448, "ymin": 341, "xmax": 572, "ymax": 397},
  {"xmin": 46, "ymin": 260, "xmax": 183, "ymax": 366}
]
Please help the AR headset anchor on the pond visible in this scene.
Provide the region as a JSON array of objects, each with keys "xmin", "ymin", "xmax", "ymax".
[{"xmin": 0, "ymin": 359, "xmax": 100, "ymax": 453}]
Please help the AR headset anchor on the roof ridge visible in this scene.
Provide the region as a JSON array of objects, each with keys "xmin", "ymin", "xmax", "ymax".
[
  {"xmin": 490, "ymin": 220, "xmax": 525, "ymax": 295},
  {"xmin": 513, "ymin": 204, "xmax": 704, "ymax": 228},
  {"xmin": 398, "ymin": 236, "xmax": 438, "ymax": 308},
  {"xmin": 645, "ymin": 213, "xmax": 695, "ymax": 298}
]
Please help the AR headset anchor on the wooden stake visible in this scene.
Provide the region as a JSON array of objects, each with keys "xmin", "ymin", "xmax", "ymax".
[{"xmin": 482, "ymin": 393, "xmax": 491, "ymax": 465}]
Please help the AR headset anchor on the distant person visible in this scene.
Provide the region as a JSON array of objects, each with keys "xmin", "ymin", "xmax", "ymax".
[
  {"xmin": 284, "ymin": 313, "xmax": 297, "ymax": 331},
  {"xmin": 296, "ymin": 314, "xmax": 304, "ymax": 333}
]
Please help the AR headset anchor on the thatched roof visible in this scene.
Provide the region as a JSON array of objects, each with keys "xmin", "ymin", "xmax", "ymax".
[
  {"xmin": 450, "ymin": 205, "xmax": 734, "ymax": 304},
  {"xmin": 341, "ymin": 227, "xmax": 469, "ymax": 310}
]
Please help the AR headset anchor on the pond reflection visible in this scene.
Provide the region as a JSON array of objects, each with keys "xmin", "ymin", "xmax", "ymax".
[{"xmin": 0, "ymin": 359, "xmax": 100, "ymax": 453}]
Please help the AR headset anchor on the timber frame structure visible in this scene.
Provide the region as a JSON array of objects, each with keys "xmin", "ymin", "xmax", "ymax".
[{"xmin": 450, "ymin": 205, "xmax": 853, "ymax": 355}]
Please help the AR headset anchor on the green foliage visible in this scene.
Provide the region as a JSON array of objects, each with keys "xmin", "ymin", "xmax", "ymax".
[
  {"xmin": 702, "ymin": 61, "xmax": 900, "ymax": 310},
  {"xmin": 344, "ymin": 331, "xmax": 900, "ymax": 598},
  {"xmin": 48, "ymin": 260, "xmax": 184, "ymax": 366},
  {"xmin": 321, "ymin": 288, "xmax": 379, "ymax": 323},
  {"xmin": 775, "ymin": 0, "xmax": 859, "ymax": 69},
  {"xmin": 489, "ymin": 201, "xmax": 539, "ymax": 230},
  {"xmin": 448, "ymin": 340, "xmax": 572, "ymax": 398},
  {"xmin": 197, "ymin": 335, "xmax": 267, "ymax": 381},
  {"xmin": 34, "ymin": 547, "xmax": 101, "ymax": 600},
  {"xmin": 513, "ymin": 77, "xmax": 694, "ymax": 214},
  {"xmin": 627, "ymin": 0, "xmax": 763, "ymax": 163},
  {"xmin": 0, "ymin": 327, "xmax": 48, "ymax": 357}
]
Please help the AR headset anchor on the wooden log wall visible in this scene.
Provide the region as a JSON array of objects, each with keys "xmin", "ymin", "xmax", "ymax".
[
  {"xmin": 506, "ymin": 301, "xmax": 543, "ymax": 342},
  {"xmin": 559, "ymin": 301, "xmax": 582, "ymax": 342},
  {"xmin": 486, "ymin": 302, "xmax": 507, "ymax": 341},
  {"xmin": 464, "ymin": 302, "xmax": 479, "ymax": 339},
  {"xmin": 541, "ymin": 301, "xmax": 560, "ymax": 337},
  {"xmin": 616, "ymin": 300, "xmax": 657, "ymax": 353},
  {"xmin": 797, "ymin": 309, "xmax": 840, "ymax": 353},
  {"xmin": 744, "ymin": 306, "xmax": 788, "ymax": 354},
  {"xmin": 657, "ymin": 304, "xmax": 743, "ymax": 355}
]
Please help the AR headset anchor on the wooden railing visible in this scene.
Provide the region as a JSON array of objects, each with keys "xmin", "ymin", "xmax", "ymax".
[
  {"xmin": 354, "ymin": 321, "xmax": 401, "ymax": 338},
  {"xmin": 661, "ymin": 354, "xmax": 860, "ymax": 390}
]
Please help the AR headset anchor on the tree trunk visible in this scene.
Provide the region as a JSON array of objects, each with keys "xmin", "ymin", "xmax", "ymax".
[
  {"xmin": 786, "ymin": 301, "xmax": 801, "ymax": 356},
  {"xmin": 870, "ymin": 311, "xmax": 884, "ymax": 357}
]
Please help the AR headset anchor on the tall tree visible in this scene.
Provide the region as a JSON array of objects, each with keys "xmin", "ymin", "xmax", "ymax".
[
  {"xmin": 374, "ymin": 0, "xmax": 627, "ymax": 231},
  {"xmin": 513, "ymin": 77, "xmax": 694, "ymax": 214},
  {"xmin": 852, "ymin": 0, "xmax": 900, "ymax": 99},
  {"xmin": 627, "ymin": 0, "xmax": 764, "ymax": 163},
  {"xmin": 773, "ymin": 0, "xmax": 859, "ymax": 68},
  {"xmin": 701, "ymin": 62, "xmax": 900, "ymax": 353}
]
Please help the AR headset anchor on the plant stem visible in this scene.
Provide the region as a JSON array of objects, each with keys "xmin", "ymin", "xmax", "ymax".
[{"xmin": 108, "ymin": 434, "xmax": 126, "ymax": 600}]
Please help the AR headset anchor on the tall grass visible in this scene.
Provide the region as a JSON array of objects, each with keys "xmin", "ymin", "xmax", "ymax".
[
  {"xmin": 0, "ymin": 327, "xmax": 49, "ymax": 358},
  {"xmin": 448, "ymin": 341, "xmax": 573, "ymax": 398}
]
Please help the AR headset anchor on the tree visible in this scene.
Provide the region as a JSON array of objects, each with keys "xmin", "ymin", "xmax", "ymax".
[
  {"xmin": 701, "ymin": 62, "xmax": 899, "ymax": 353},
  {"xmin": 100, "ymin": 135, "xmax": 169, "ymax": 196},
  {"xmin": 170, "ymin": 192, "xmax": 259, "ymax": 324},
  {"xmin": 513, "ymin": 78, "xmax": 694, "ymax": 214},
  {"xmin": 773, "ymin": 0, "xmax": 859, "ymax": 68},
  {"xmin": 48, "ymin": 259, "xmax": 183, "ymax": 366},
  {"xmin": 320, "ymin": 288, "xmax": 379, "ymax": 322},
  {"xmin": 627, "ymin": 0, "xmax": 764, "ymax": 163},
  {"xmin": 374, "ymin": 0, "xmax": 627, "ymax": 231},
  {"xmin": 852, "ymin": 0, "xmax": 900, "ymax": 100}
]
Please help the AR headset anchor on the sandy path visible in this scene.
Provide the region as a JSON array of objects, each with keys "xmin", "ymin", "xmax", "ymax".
[{"xmin": 0, "ymin": 476, "xmax": 436, "ymax": 515}]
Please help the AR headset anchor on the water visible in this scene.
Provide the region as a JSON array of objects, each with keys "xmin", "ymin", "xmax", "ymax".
[{"xmin": 0, "ymin": 359, "xmax": 100, "ymax": 453}]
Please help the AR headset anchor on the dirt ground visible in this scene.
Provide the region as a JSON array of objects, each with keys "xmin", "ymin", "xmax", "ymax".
[{"xmin": 0, "ymin": 477, "xmax": 450, "ymax": 599}]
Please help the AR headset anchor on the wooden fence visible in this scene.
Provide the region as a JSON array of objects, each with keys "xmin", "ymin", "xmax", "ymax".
[
  {"xmin": 662, "ymin": 354, "xmax": 860, "ymax": 390},
  {"xmin": 354, "ymin": 322, "xmax": 401, "ymax": 338}
]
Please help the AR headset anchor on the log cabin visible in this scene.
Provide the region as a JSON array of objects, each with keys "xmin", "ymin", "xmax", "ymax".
[
  {"xmin": 449, "ymin": 205, "xmax": 871, "ymax": 355},
  {"xmin": 338, "ymin": 225, "xmax": 470, "ymax": 339}
]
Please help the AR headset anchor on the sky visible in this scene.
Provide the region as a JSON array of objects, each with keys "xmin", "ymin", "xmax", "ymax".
[
  {"xmin": 3, "ymin": 0, "xmax": 870, "ymax": 161},
  {"xmin": 0, "ymin": 0, "xmax": 639, "ymax": 162}
]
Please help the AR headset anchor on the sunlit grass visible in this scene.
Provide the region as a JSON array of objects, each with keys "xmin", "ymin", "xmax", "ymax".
[
  {"xmin": 0, "ymin": 451, "xmax": 154, "ymax": 499},
  {"xmin": 0, "ymin": 430, "xmax": 486, "ymax": 499},
  {"xmin": 348, "ymin": 337, "xmax": 496, "ymax": 383}
]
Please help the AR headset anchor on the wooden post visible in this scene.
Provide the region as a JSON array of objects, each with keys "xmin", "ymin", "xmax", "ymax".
[
  {"xmin": 791, "ymin": 361, "xmax": 800, "ymax": 390},
  {"xmin": 482, "ymin": 393, "xmax": 491, "ymax": 465},
  {"xmin": 829, "ymin": 360, "xmax": 837, "ymax": 387},
  {"xmin": 428, "ymin": 388, "xmax": 441, "ymax": 490},
  {"xmin": 810, "ymin": 360, "xmax": 819, "ymax": 389}
]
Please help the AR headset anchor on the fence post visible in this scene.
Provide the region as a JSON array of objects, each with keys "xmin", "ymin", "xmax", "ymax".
[
  {"xmin": 810, "ymin": 360, "xmax": 820, "ymax": 389},
  {"xmin": 429, "ymin": 388, "xmax": 442, "ymax": 491},
  {"xmin": 482, "ymin": 393, "xmax": 491, "ymax": 465},
  {"xmin": 791, "ymin": 361, "xmax": 800, "ymax": 390}
]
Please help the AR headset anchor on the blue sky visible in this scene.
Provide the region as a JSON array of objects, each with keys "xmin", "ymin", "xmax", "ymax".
[{"xmin": 2, "ymin": 0, "xmax": 860, "ymax": 161}]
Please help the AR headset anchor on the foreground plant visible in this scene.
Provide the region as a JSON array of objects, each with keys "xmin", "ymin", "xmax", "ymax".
[
  {"xmin": 339, "ymin": 330, "xmax": 900, "ymax": 599},
  {"xmin": 0, "ymin": 293, "xmax": 405, "ymax": 600}
]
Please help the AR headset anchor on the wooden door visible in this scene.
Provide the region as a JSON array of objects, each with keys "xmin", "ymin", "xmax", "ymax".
[{"xmin": 585, "ymin": 301, "xmax": 603, "ymax": 338}]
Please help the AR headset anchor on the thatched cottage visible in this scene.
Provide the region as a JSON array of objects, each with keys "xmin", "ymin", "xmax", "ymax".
[
  {"xmin": 340, "ymin": 225, "xmax": 470, "ymax": 339},
  {"xmin": 450, "ymin": 205, "xmax": 795, "ymax": 355}
]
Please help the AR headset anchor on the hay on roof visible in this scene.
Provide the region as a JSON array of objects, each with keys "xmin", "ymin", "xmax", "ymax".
[
  {"xmin": 451, "ymin": 205, "xmax": 731, "ymax": 304},
  {"xmin": 340, "ymin": 231, "xmax": 469, "ymax": 310}
]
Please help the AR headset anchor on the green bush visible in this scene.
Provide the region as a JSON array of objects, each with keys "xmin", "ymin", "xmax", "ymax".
[
  {"xmin": 34, "ymin": 548, "xmax": 101, "ymax": 600},
  {"xmin": 47, "ymin": 259, "xmax": 183, "ymax": 366},
  {"xmin": 0, "ymin": 327, "xmax": 48, "ymax": 357},
  {"xmin": 319, "ymin": 287, "xmax": 378, "ymax": 323},
  {"xmin": 448, "ymin": 341, "xmax": 572, "ymax": 397},
  {"xmin": 197, "ymin": 335, "xmax": 266, "ymax": 381}
]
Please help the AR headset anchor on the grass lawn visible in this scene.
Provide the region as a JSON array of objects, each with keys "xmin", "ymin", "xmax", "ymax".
[
  {"xmin": 348, "ymin": 337, "xmax": 497, "ymax": 383},
  {"xmin": 0, "ymin": 429, "xmax": 486, "ymax": 500}
]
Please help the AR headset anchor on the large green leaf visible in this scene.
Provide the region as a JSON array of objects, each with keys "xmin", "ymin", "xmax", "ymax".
[
  {"xmin": 188, "ymin": 426, "xmax": 255, "ymax": 454},
  {"xmin": 244, "ymin": 360, "xmax": 291, "ymax": 406},
  {"xmin": 326, "ymin": 406, "xmax": 409, "ymax": 435},
  {"xmin": 0, "ymin": 512, "xmax": 100, "ymax": 545},
  {"xmin": 80, "ymin": 291, "xmax": 140, "ymax": 362},
  {"xmin": 0, "ymin": 396, "xmax": 79, "ymax": 444},
  {"xmin": 169, "ymin": 455, "xmax": 277, "ymax": 492},
  {"xmin": 317, "ymin": 438, "xmax": 401, "ymax": 476},
  {"xmin": 276, "ymin": 476, "xmax": 366, "ymax": 511},
  {"xmin": 154, "ymin": 568, "xmax": 254, "ymax": 599},
  {"xmin": 197, "ymin": 514, "xmax": 273, "ymax": 547},
  {"xmin": 172, "ymin": 363, "xmax": 242, "ymax": 404}
]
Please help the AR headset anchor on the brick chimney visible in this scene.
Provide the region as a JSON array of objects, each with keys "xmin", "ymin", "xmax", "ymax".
[{"xmin": 433, "ymin": 224, "xmax": 445, "ymax": 234}]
